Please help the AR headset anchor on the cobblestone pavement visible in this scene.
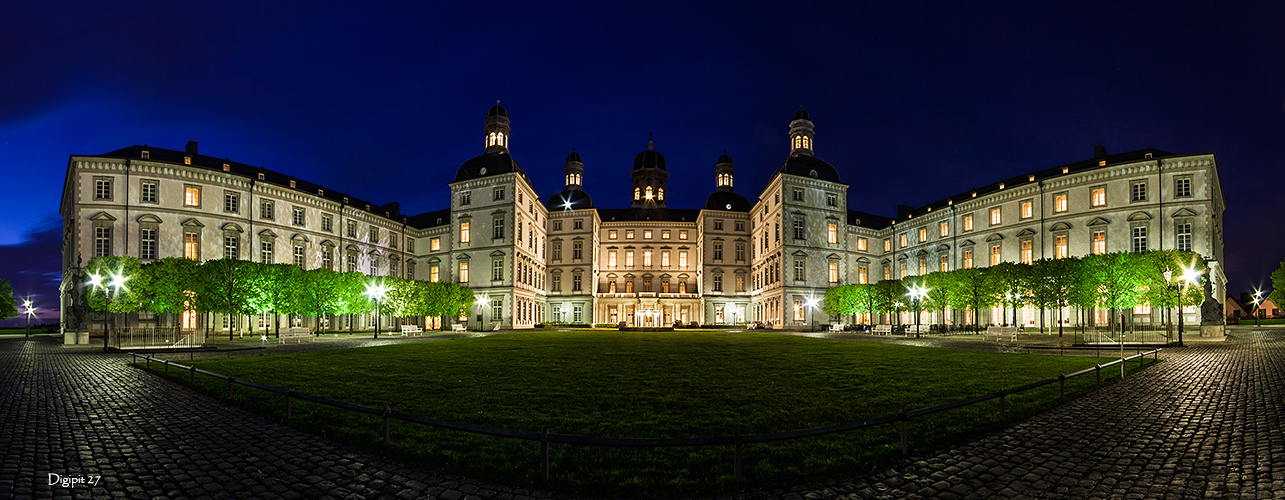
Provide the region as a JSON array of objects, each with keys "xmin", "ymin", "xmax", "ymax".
[{"xmin": 2, "ymin": 327, "xmax": 1281, "ymax": 499}]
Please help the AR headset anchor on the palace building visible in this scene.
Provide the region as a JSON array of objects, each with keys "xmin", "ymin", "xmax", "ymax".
[{"xmin": 58, "ymin": 106, "xmax": 1227, "ymax": 334}]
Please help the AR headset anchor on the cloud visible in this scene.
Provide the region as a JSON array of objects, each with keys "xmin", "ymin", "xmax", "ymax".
[{"xmin": 0, "ymin": 219, "xmax": 63, "ymax": 326}]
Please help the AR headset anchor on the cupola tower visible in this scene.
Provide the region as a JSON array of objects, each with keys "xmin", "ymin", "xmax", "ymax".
[
  {"xmin": 789, "ymin": 108, "xmax": 815, "ymax": 156},
  {"xmin": 483, "ymin": 102, "xmax": 510, "ymax": 154},
  {"xmin": 630, "ymin": 133, "xmax": 669, "ymax": 209}
]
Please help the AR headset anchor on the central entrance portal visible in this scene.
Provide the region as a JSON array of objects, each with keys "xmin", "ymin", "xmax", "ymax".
[{"xmin": 636, "ymin": 306, "xmax": 662, "ymax": 327}]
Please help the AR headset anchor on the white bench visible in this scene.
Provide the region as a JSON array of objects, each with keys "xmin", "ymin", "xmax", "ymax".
[
  {"xmin": 280, "ymin": 327, "xmax": 314, "ymax": 344},
  {"xmin": 451, "ymin": 324, "xmax": 467, "ymax": 332},
  {"xmin": 872, "ymin": 325, "xmax": 893, "ymax": 335},
  {"xmin": 400, "ymin": 325, "xmax": 424, "ymax": 336},
  {"xmin": 906, "ymin": 324, "xmax": 932, "ymax": 335},
  {"xmin": 984, "ymin": 326, "xmax": 1018, "ymax": 341},
  {"xmin": 828, "ymin": 324, "xmax": 845, "ymax": 332}
]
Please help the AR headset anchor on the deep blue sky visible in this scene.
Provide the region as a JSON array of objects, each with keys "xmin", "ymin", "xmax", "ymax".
[{"xmin": 3, "ymin": 1, "xmax": 1282, "ymax": 325}]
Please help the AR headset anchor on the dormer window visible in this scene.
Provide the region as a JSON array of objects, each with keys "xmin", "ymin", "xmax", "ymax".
[
  {"xmin": 184, "ymin": 156, "xmax": 192, "ymax": 165},
  {"xmin": 289, "ymin": 180, "xmax": 296, "ymax": 188},
  {"xmin": 141, "ymin": 150, "xmax": 149, "ymax": 159},
  {"xmin": 258, "ymin": 172, "xmax": 265, "ymax": 180},
  {"xmin": 223, "ymin": 163, "xmax": 230, "ymax": 172}
]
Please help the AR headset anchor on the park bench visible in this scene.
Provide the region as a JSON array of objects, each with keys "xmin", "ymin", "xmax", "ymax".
[
  {"xmin": 984, "ymin": 326, "xmax": 1018, "ymax": 341},
  {"xmin": 872, "ymin": 324, "xmax": 893, "ymax": 335},
  {"xmin": 906, "ymin": 324, "xmax": 932, "ymax": 335},
  {"xmin": 451, "ymin": 324, "xmax": 467, "ymax": 332},
  {"xmin": 400, "ymin": 325, "xmax": 424, "ymax": 336},
  {"xmin": 828, "ymin": 323, "xmax": 845, "ymax": 332},
  {"xmin": 280, "ymin": 327, "xmax": 314, "ymax": 344}
]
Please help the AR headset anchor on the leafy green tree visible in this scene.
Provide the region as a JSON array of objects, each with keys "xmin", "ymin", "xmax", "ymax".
[
  {"xmin": 1080, "ymin": 252, "xmax": 1147, "ymax": 338},
  {"xmin": 823, "ymin": 285, "xmax": 859, "ymax": 321},
  {"xmin": 1268, "ymin": 261, "xmax": 1285, "ymax": 312},
  {"xmin": 950, "ymin": 267, "xmax": 995, "ymax": 332},
  {"xmin": 987, "ymin": 262, "xmax": 1029, "ymax": 327},
  {"xmin": 335, "ymin": 272, "xmax": 370, "ymax": 333},
  {"xmin": 197, "ymin": 258, "xmax": 254, "ymax": 339},
  {"xmin": 141, "ymin": 257, "xmax": 201, "ymax": 325},
  {"xmin": 0, "ymin": 279, "xmax": 17, "ymax": 320},
  {"xmin": 299, "ymin": 268, "xmax": 344, "ymax": 332},
  {"xmin": 873, "ymin": 279, "xmax": 906, "ymax": 325},
  {"xmin": 1031, "ymin": 257, "xmax": 1080, "ymax": 336},
  {"xmin": 922, "ymin": 272, "xmax": 951, "ymax": 327}
]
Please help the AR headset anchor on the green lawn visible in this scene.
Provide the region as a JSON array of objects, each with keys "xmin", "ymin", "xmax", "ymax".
[{"xmin": 140, "ymin": 331, "xmax": 1153, "ymax": 495}]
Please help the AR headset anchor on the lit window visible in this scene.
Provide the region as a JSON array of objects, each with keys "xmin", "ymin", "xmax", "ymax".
[
  {"xmin": 643, "ymin": 250, "xmax": 652, "ymax": 266},
  {"xmin": 899, "ymin": 234, "xmax": 907, "ymax": 248},
  {"xmin": 858, "ymin": 266, "xmax": 868, "ymax": 284},
  {"xmin": 963, "ymin": 214, "xmax": 974, "ymax": 231},
  {"xmin": 939, "ymin": 222, "xmax": 948, "ymax": 238},
  {"xmin": 829, "ymin": 262, "xmax": 839, "ymax": 283},
  {"xmin": 430, "ymin": 266, "xmax": 439, "ymax": 282},
  {"xmin": 900, "ymin": 263, "xmax": 907, "ymax": 278},
  {"xmin": 460, "ymin": 222, "xmax": 470, "ymax": 243},
  {"xmin": 858, "ymin": 238, "xmax": 867, "ymax": 251},
  {"xmin": 1092, "ymin": 230, "xmax": 1106, "ymax": 254},
  {"xmin": 184, "ymin": 233, "xmax": 199, "ymax": 260},
  {"xmin": 184, "ymin": 186, "xmax": 200, "ymax": 207},
  {"xmin": 1020, "ymin": 201, "xmax": 1033, "ymax": 219},
  {"xmin": 827, "ymin": 224, "xmax": 837, "ymax": 244},
  {"xmin": 680, "ymin": 230, "xmax": 687, "ymax": 239},
  {"xmin": 736, "ymin": 275, "xmax": 744, "ymax": 292},
  {"xmin": 679, "ymin": 251, "xmax": 688, "ymax": 267},
  {"xmin": 627, "ymin": 230, "xmax": 635, "ymax": 239},
  {"xmin": 431, "ymin": 238, "xmax": 440, "ymax": 251},
  {"xmin": 609, "ymin": 251, "xmax": 617, "ymax": 267},
  {"xmin": 662, "ymin": 230, "xmax": 670, "ymax": 239},
  {"xmin": 609, "ymin": 230, "xmax": 618, "ymax": 239},
  {"xmin": 658, "ymin": 188, "xmax": 664, "ymax": 200},
  {"xmin": 1054, "ymin": 193, "xmax": 1068, "ymax": 213},
  {"xmin": 990, "ymin": 244, "xmax": 1001, "ymax": 266},
  {"xmin": 644, "ymin": 230, "xmax": 653, "ymax": 239},
  {"xmin": 634, "ymin": 188, "xmax": 640, "ymax": 200},
  {"xmin": 1055, "ymin": 235, "xmax": 1068, "ymax": 259},
  {"xmin": 626, "ymin": 251, "xmax": 635, "ymax": 266},
  {"xmin": 918, "ymin": 228, "xmax": 926, "ymax": 243},
  {"xmin": 1021, "ymin": 240, "xmax": 1032, "ymax": 264},
  {"xmin": 940, "ymin": 256, "xmax": 948, "ymax": 272},
  {"xmin": 918, "ymin": 258, "xmax": 926, "ymax": 275},
  {"xmin": 989, "ymin": 207, "xmax": 1001, "ymax": 225},
  {"xmin": 645, "ymin": 186, "xmax": 653, "ymax": 200},
  {"xmin": 662, "ymin": 251, "xmax": 670, "ymax": 267},
  {"xmin": 1091, "ymin": 187, "xmax": 1106, "ymax": 207},
  {"xmin": 459, "ymin": 262, "xmax": 469, "ymax": 282},
  {"xmin": 884, "ymin": 239, "xmax": 891, "ymax": 252},
  {"xmin": 963, "ymin": 250, "xmax": 973, "ymax": 269},
  {"xmin": 884, "ymin": 266, "xmax": 890, "ymax": 280}
]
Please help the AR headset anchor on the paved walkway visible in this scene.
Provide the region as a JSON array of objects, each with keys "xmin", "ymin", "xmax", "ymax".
[{"xmin": 1, "ymin": 328, "xmax": 1280, "ymax": 499}]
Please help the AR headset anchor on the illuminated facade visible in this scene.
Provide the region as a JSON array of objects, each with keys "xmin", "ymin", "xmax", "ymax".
[{"xmin": 59, "ymin": 106, "xmax": 1226, "ymax": 332}]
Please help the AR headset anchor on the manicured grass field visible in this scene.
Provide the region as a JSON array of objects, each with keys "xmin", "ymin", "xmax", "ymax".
[{"xmin": 141, "ymin": 331, "xmax": 1154, "ymax": 495}]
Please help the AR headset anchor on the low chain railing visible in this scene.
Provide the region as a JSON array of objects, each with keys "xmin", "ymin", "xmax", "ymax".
[{"xmin": 131, "ymin": 348, "xmax": 1161, "ymax": 483}]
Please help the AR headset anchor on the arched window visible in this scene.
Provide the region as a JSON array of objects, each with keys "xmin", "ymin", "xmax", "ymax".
[
  {"xmin": 803, "ymin": 136, "xmax": 811, "ymax": 149},
  {"xmin": 658, "ymin": 188, "xmax": 664, "ymax": 200},
  {"xmin": 634, "ymin": 187, "xmax": 640, "ymax": 200},
  {"xmin": 645, "ymin": 186, "xmax": 653, "ymax": 200},
  {"xmin": 498, "ymin": 133, "xmax": 506, "ymax": 147},
  {"xmin": 793, "ymin": 136, "xmax": 801, "ymax": 149}
]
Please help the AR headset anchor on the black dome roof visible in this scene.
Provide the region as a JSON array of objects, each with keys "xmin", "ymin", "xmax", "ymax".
[
  {"xmin": 546, "ymin": 189, "xmax": 594, "ymax": 210},
  {"xmin": 776, "ymin": 154, "xmax": 841, "ymax": 183},
  {"xmin": 792, "ymin": 109, "xmax": 811, "ymax": 121},
  {"xmin": 566, "ymin": 151, "xmax": 582, "ymax": 163},
  {"xmin": 632, "ymin": 149, "xmax": 667, "ymax": 171},
  {"xmin": 486, "ymin": 105, "xmax": 508, "ymax": 118},
  {"xmin": 704, "ymin": 191, "xmax": 751, "ymax": 212},
  {"xmin": 455, "ymin": 152, "xmax": 528, "ymax": 182},
  {"xmin": 717, "ymin": 153, "xmax": 734, "ymax": 164}
]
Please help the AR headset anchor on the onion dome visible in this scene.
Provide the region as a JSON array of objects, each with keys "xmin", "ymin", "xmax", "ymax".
[{"xmin": 703, "ymin": 191, "xmax": 751, "ymax": 212}]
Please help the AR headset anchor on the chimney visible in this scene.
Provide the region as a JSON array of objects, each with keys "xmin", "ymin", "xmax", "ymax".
[
  {"xmin": 897, "ymin": 205, "xmax": 915, "ymax": 218},
  {"xmin": 1093, "ymin": 145, "xmax": 1107, "ymax": 159},
  {"xmin": 383, "ymin": 202, "xmax": 401, "ymax": 216},
  {"xmin": 186, "ymin": 141, "xmax": 199, "ymax": 156}
]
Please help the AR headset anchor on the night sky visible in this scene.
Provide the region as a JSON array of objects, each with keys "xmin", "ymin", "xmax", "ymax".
[{"xmin": 3, "ymin": 2, "xmax": 1283, "ymax": 326}]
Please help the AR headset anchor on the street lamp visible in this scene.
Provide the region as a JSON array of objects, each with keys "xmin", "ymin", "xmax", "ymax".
[
  {"xmin": 477, "ymin": 296, "xmax": 490, "ymax": 331},
  {"xmin": 1252, "ymin": 290, "xmax": 1263, "ymax": 327},
  {"xmin": 364, "ymin": 283, "xmax": 388, "ymax": 338},
  {"xmin": 805, "ymin": 297, "xmax": 819, "ymax": 332},
  {"xmin": 908, "ymin": 285, "xmax": 928, "ymax": 338},
  {"xmin": 23, "ymin": 299, "xmax": 35, "ymax": 338},
  {"xmin": 88, "ymin": 273, "xmax": 129, "ymax": 352}
]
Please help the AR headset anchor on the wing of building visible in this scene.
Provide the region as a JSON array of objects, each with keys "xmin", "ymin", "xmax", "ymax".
[{"xmin": 58, "ymin": 106, "xmax": 1227, "ymax": 335}]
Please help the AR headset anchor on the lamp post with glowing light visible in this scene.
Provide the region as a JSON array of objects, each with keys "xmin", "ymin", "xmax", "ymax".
[
  {"xmin": 908, "ymin": 285, "xmax": 928, "ymax": 338},
  {"xmin": 805, "ymin": 296, "xmax": 819, "ymax": 332},
  {"xmin": 476, "ymin": 296, "xmax": 490, "ymax": 331},
  {"xmin": 23, "ymin": 299, "xmax": 35, "ymax": 338},
  {"xmin": 364, "ymin": 283, "xmax": 387, "ymax": 339},
  {"xmin": 1252, "ymin": 290, "xmax": 1263, "ymax": 327},
  {"xmin": 88, "ymin": 273, "xmax": 128, "ymax": 352}
]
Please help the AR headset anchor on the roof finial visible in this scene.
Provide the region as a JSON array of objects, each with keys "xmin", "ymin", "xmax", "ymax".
[
  {"xmin": 572, "ymin": 147, "xmax": 576, "ymax": 152},
  {"xmin": 723, "ymin": 149, "xmax": 727, "ymax": 154},
  {"xmin": 496, "ymin": 99, "xmax": 501, "ymax": 105},
  {"xmin": 648, "ymin": 132, "xmax": 654, "ymax": 150}
]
